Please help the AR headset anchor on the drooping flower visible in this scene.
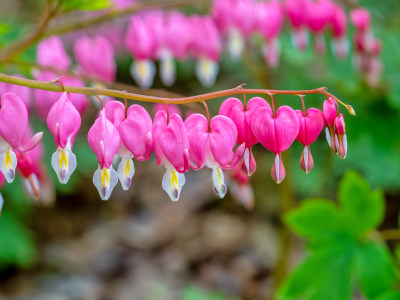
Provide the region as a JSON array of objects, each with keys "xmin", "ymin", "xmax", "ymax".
[
  {"xmin": 350, "ymin": 8, "xmax": 370, "ymax": 33},
  {"xmin": 252, "ymin": 105, "xmax": 300, "ymax": 183},
  {"xmin": 334, "ymin": 113, "xmax": 347, "ymax": 159},
  {"xmin": 219, "ymin": 96, "xmax": 270, "ymax": 176},
  {"xmin": 0, "ymin": 93, "xmax": 42, "ymax": 183},
  {"xmin": 47, "ymin": 92, "xmax": 81, "ymax": 184},
  {"xmin": 158, "ymin": 11, "xmax": 192, "ymax": 86},
  {"xmin": 33, "ymin": 71, "xmax": 89, "ymax": 119},
  {"xmin": 37, "ymin": 36, "xmax": 71, "ymax": 71},
  {"xmin": 212, "ymin": 0, "xmax": 255, "ymax": 60},
  {"xmin": 285, "ymin": 0, "xmax": 310, "ymax": 51},
  {"xmin": 306, "ymin": 0, "xmax": 335, "ymax": 54},
  {"xmin": 295, "ymin": 108, "xmax": 325, "ymax": 173},
  {"xmin": 227, "ymin": 163, "xmax": 254, "ymax": 210},
  {"xmin": 104, "ymin": 101, "xmax": 153, "ymax": 190},
  {"xmin": 153, "ymin": 110, "xmax": 189, "ymax": 201},
  {"xmin": 323, "ymin": 97, "xmax": 338, "ymax": 153},
  {"xmin": 190, "ymin": 16, "xmax": 222, "ymax": 87},
  {"xmin": 255, "ymin": 0, "xmax": 283, "ymax": 67},
  {"xmin": 125, "ymin": 15, "xmax": 158, "ymax": 89},
  {"xmin": 74, "ymin": 35, "xmax": 116, "ymax": 83},
  {"xmin": 330, "ymin": 4, "xmax": 348, "ymax": 58},
  {"xmin": 88, "ymin": 109, "xmax": 121, "ymax": 200},
  {"xmin": 185, "ymin": 113, "xmax": 244, "ymax": 198},
  {"xmin": 0, "ymin": 74, "xmax": 31, "ymax": 109},
  {"xmin": 17, "ymin": 140, "xmax": 55, "ymax": 205}
]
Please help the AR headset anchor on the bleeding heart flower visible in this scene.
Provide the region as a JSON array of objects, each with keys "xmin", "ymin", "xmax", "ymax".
[
  {"xmin": 0, "ymin": 93, "xmax": 42, "ymax": 183},
  {"xmin": 350, "ymin": 8, "xmax": 370, "ymax": 33},
  {"xmin": 105, "ymin": 101, "xmax": 153, "ymax": 190},
  {"xmin": 153, "ymin": 111, "xmax": 189, "ymax": 201},
  {"xmin": 252, "ymin": 105, "xmax": 300, "ymax": 183},
  {"xmin": 330, "ymin": 4, "xmax": 348, "ymax": 58},
  {"xmin": 47, "ymin": 92, "xmax": 81, "ymax": 184},
  {"xmin": 88, "ymin": 110, "xmax": 121, "ymax": 200},
  {"xmin": 295, "ymin": 108, "xmax": 325, "ymax": 173},
  {"xmin": 185, "ymin": 113, "xmax": 244, "ymax": 198},
  {"xmin": 125, "ymin": 15, "xmax": 157, "ymax": 89},
  {"xmin": 228, "ymin": 163, "xmax": 254, "ymax": 210},
  {"xmin": 33, "ymin": 71, "xmax": 89, "ymax": 119},
  {"xmin": 190, "ymin": 16, "xmax": 222, "ymax": 87},
  {"xmin": 37, "ymin": 36, "xmax": 71, "ymax": 71},
  {"xmin": 334, "ymin": 113, "xmax": 347, "ymax": 159},
  {"xmin": 153, "ymin": 103, "xmax": 181, "ymax": 117},
  {"xmin": 285, "ymin": 0, "xmax": 310, "ymax": 50},
  {"xmin": 219, "ymin": 96, "xmax": 270, "ymax": 176},
  {"xmin": 74, "ymin": 35, "xmax": 116, "ymax": 83},
  {"xmin": 323, "ymin": 97, "xmax": 338, "ymax": 153},
  {"xmin": 256, "ymin": 0, "xmax": 283, "ymax": 67}
]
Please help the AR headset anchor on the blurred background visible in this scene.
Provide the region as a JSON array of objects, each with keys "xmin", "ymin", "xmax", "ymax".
[{"xmin": 0, "ymin": 0, "xmax": 400, "ymax": 299}]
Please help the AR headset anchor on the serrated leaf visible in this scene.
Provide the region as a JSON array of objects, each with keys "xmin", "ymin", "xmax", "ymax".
[
  {"xmin": 339, "ymin": 170, "xmax": 384, "ymax": 234},
  {"xmin": 277, "ymin": 244, "xmax": 355, "ymax": 300},
  {"xmin": 355, "ymin": 241, "xmax": 397, "ymax": 299},
  {"xmin": 0, "ymin": 212, "xmax": 36, "ymax": 268}
]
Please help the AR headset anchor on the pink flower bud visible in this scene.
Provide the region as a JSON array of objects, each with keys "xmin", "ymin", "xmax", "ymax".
[
  {"xmin": 74, "ymin": 35, "xmax": 116, "ymax": 83},
  {"xmin": 88, "ymin": 110, "xmax": 121, "ymax": 200},
  {"xmin": 295, "ymin": 108, "xmax": 325, "ymax": 173},
  {"xmin": 219, "ymin": 96, "xmax": 270, "ymax": 175},
  {"xmin": 252, "ymin": 105, "xmax": 300, "ymax": 183},
  {"xmin": 323, "ymin": 97, "xmax": 338, "ymax": 154},
  {"xmin": 228, "ymin": 164, "xmax": 254, "ymax": 210},
  {"xmin": 37, "ymin": 36, "xmax": 71, "ymax": 71},
  {"xmin": 334, "ymin": 113, "xmax": 347, "ymax": 159},
  {"xmin": 47, "ymin": 92, "xmax": 81, "ymax": 184}
]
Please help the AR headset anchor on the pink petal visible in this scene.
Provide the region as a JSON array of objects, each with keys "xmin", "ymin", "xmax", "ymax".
[
  {"xmin": 104, "ymin": 100, "xmax": 125, "ymax": 129},
  {"xmin": 185, "ymin": 113, "xmax": 209, "ymax": 169},
  {"xmin": 295, "ymin": 108, "xmax": 325, "ymax": 145}
]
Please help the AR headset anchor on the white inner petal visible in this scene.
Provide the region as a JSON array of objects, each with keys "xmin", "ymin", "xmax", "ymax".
[
  {"xmin": 325, "ymin": 127, "xmax": 331, "ymax": 148},
  {"xmin": 130, "ymin": 60, "xmax": 156, "ymax": 89},
  {"xmin": 0, "ymin": 149, "xmax": 17, "ymax": 183},
  {"xmin": 275, "ymin": 154, "xmax": 280, "ymax": 184},
  {"xmin": 51, "ymin": 148, "xmax": 77, "ymax": 184},
  {"xmin": 212, "ymin": 167, "xmax": 227, "ymax": 199},
  {"xmin": 343, "ymin": 134, "xmax": 348, "ymax": 159},
  {"xmin": 335, "ymin": 134, "xmax": 339, "ymax": 155},
  {"xmin": 244, "ymin": 148, "xmax": 250, "ymax": 176},
  {"xmin": 117, "ymin": 157, "xmax": 135, "ymax": 191},
  {"xmin": 195, "ymin": 57, "xmax": 219, "ymax": 87},
  {"xmin": 0, "ymin": 192, "xmax": 4, "ymax": 214},
  {"xmin": 162, "ymin": 168, "xmax": 185, "ymax": 201},
  {"xmin": 93, "ymin": 166, "xmax": 119, "ymax": 200},
  {"xmin": 227, "ymin": 28, "xmax": 245, "ymax": 61},
  {"xmin": 160, "ymin": 50, "xmax": 176, "ymax": 86},
  {"xmin": 304, "ymin": 145, "xmax": 309, "ymax": 174}
]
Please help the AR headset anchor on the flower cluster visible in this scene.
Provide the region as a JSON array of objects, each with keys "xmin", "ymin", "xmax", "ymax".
[{"xmin": 0, "ymin": 84, "xmax": 349, "ymax": 206}]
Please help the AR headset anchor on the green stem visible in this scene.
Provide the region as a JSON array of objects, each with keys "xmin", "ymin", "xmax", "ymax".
[{"xmin": 0, "ymin": 73, "xmax": 353, "ymax": 108}]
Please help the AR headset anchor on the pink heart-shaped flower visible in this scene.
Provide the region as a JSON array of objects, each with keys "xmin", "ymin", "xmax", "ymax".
[{"xmin": 296, "ymin": 108, "xmax": 325, "ymax": 146}]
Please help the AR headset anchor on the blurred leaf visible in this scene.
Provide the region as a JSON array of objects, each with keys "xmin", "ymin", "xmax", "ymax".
[
  {"xmin": 375, "ymin": 291, "xmax": 400, "ymax": 300},
  {"xmin": 61, "ymin": 0, "xmax": 111, "ymax": 12},
  {"xmin": 277, "ymin": 244, "xmax": 354, "ymax": 300},
  {"xmin": 355, "ymin": 241, "xmax": 397, "ymax": 299},
  {"xmin": 339, "ymin": 171, "xmax": 385, "ymax": 235},
  {"xmin": 0, "ymin": 212, "xmax": 36, "ymax": 268}
]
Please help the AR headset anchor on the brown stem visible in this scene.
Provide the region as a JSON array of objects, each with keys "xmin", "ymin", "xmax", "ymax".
[
  {"xmin": 380, "ymin": 229, "xmax": 400, "ymax": 241},
  {"xmin": 0, "ymin": 73, "xmax": 353, "ymax": 112}
]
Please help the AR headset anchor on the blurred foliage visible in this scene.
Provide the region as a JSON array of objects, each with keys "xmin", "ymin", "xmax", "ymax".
[
  {"xmin": 57, "ymin": 0, "xmax": 111, "ymax": 12},
  {"xmin": 278, "ymin": 171, "xmax": 400, "ymax": 300},
  {"xmin": 181, "ymin": 286, "xmax": 240, "ymax": 300}
]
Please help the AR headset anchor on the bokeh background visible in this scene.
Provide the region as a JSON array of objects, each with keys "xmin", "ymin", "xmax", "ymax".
[{"xmin": 0, "ymin": 0, "xmax": 400, "ymax": 299}]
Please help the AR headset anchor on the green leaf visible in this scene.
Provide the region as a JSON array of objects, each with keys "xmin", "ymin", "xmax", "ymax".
[
  {"xmin": 355, "ymin": 241, "xmax": 397, "ymax": 299},
  {"xmin": 0, "ymin": 212, "xmax": 36, "ymax": 268},
  {"xmin": 375, "ymin": 291, "xmax": 400, "ymax": 300},
  {"xmin": 62, "ymin": 0, "xmax": 111, "ymax": 12},
  {"xmin": 284, "ymin": 198, "xmax": 355, "ymax": 245},
  {"xmin": 277, "ymin": 244, "xmax": 355, "ymax": 300},
  {"xmin": 338, "ymin": 171, "xmax": 384, "ymax": 234}
]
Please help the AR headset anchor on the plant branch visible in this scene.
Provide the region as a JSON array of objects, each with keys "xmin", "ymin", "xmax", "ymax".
[
  {"xmin": 0, "ymin": 73, "xmax": 354, "ymax": 112},
  {"xmin": 380, "ymin": 229, "xmax": 400, "ymax": 241},
  {"xmin": 0, "ymin": 1, "xmax": 60, "ymax": 64}
]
